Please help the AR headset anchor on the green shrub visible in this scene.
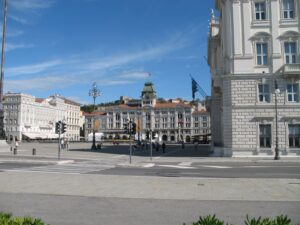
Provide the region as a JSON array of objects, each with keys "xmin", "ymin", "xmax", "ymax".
[
  {"xmin": 0, "ymin": 212, "xmax": 49, "ymax": 225},
  {"xmin": 245, "ymin": 215, "xmax": 295, "ymax": 225},
  {"xmin": 0, "ymin": 212, "xmax": 12, "ymax": 225},
  {"xmin": 183, "ymin": 214, "xmax": 231, "ymax": 225},
  {"xmin": 184, "ymin": 214, "xmax": 299, "ymax": 225}
]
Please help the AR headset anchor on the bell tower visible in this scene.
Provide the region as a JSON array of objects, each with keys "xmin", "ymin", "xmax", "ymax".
[{"xmin": 141, "ymin": 82, "xmax": 157, "ymax": 107}]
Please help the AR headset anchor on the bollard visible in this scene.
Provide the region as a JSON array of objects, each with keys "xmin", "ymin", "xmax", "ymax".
[
  {"xmin": 32, "ymin": 148, "xmax": 36, "ymax": 155},
  {"xmin": 13, "ymin": 147, "xmax": 17, "ymax": 155}
]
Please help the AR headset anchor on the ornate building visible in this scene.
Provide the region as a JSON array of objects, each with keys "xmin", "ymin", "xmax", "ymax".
[
  {"xmin": 208, "ymin": 0, "xmax": 300, "ymax": 156},
  {"xmin": 3, "ymin": 93, "xmax": 81, "ymax": 141},
  {"xmin": 85, "ymin": 82, "xmax": 210, "ymax": 143}
]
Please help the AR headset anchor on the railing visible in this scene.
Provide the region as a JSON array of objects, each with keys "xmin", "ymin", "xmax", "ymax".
[{"xmin": 277, "ymin": 63, "xmax": 300, "ymax": 75}]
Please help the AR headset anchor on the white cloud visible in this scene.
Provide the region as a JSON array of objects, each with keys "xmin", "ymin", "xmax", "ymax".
[
  {"xmin": 8, "ymin": 14, "xmax": 30, "ymax": 25},
  {"xmin": 6, "ymin": 60, "xmax": 62, "ymax": 76},
  {"xmin": 5, "ymin": 29, "xmax": 193, "ymax": 92},
  {"xmin": 5, "ymin": 43, "xmax": 35, "ymax": 52},
  {"xmin": 5, "ymin": 74, "xmax": 79, "ymax": 92},
  {"xmin": 7, "ymin": 30, "xmax": 24, "ymax": 37},
  {"xmin": 10, "ymin": 0, "xmax": 55, "ymax": 12},
  {"xmin": 116, "ymin": 71, "xmax": 151, "ymax": 80}
]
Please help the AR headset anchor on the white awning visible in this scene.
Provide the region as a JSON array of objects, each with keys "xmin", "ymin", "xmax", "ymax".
[
  {"xmin": 22, "ymin": 133, "xmax": 40, "ymax": 139},
  {"xmin": 46, "ymin": 133, "xmax": 59, "ymax": 139},
  {"xmin": 22, "ymin": 132, "xmax": 57, "ymax": 139}
]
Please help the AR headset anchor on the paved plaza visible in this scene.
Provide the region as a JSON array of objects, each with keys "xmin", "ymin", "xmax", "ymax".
[{"xmin": 0, "ymin": 142, "xmax": 299, "ymax": 225}]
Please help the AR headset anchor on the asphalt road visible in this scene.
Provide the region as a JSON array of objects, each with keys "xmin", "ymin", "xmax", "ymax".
[
  {"xmin": 0, "ymin": 159, "xmax": 299, "ymax": 178},
  {"xmin": 97, "ymin": 161, "xmax": 300, "ymax": 178}
]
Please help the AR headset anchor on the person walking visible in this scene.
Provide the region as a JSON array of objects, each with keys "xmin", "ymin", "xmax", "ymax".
[
  {"xmin": 61, "ymin": 139, "xmax": 64, "ymax": 150},
  {"xmin": 162, "ymin": 142, "xmax": 166, "ymax": 153},
  {"xmin": 155, "ymin": 142, "xmax": 159, "ymax": 152}
]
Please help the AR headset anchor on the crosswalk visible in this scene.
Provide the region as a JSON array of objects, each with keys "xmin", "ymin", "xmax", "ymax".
[
  {"xmin": 3, "ymin": 160, "xmax": 286, "ymax": 175},
  {"xmin": 4, "ymin": 160, "xmax": 116, "ymax": 174}
]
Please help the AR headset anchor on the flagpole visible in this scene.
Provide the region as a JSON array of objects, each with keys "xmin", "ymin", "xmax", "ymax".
[
  {"xmin": 0, "ymin": 0, "xmax": 7, "ymax": 140},
  {"xmin": 0, "ymin": 0, "xmax": 7, "ymax": 102}
]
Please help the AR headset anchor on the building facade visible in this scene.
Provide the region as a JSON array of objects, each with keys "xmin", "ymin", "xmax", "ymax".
[
  {"xmin": 84, "ymin": 82, "xmax": 210, "ymax": 143},
  {"xmin": 3, "ymin": 93, "xmax": 81, "ymax": 141},
  {"xmin": 208, "ymin": 0, "xmax": 300, "ymax": 156}
]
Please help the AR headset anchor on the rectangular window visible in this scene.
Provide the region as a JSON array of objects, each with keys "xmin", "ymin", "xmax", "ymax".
[
  {"xmin": 259, "ymin": 124, "xmax": 271, "ymax": 148},
  {"xmin": 287, "ymin": 83, "xmax": 299, "ymax": 102},
  {"xmin": 284, "ymin": 42, "xmax": 297, "ymax": 64},
  {"xmin": 283, "ymin": 0, "xmax": 295, "ymax": 19},
  {"xmin": 256, "ymin": 43, "xmax": 268, "ymax": 65},
  {"xmin": 255, "ymin": 2, "xmax": 266, "ymax": 20},
  {"xmin": 258, "ymin": 84, "xmax": 270, "ymax": 102},
  {"xmin": 289, "ymin": 124, "xmax": 300, "ymax": 148}
]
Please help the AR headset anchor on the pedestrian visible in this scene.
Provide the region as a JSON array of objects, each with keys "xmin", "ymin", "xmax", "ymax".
[
  {"xmin": 162, "ymin": 142, "xmax": 166, "ymax": 153},
  {"xmin": 194, "ymin": 142, "xmax": 198, "ymax": 151},
  {"xmin": 181, "ymin": 141, "xmax": 185, "ymax": 149},
  {"xmin": 61, "ymin": 139, "xmax": 64, "ymax": 149},
  {"xmin": 15, "ymin": 141, "xmax": 19, "ymax": 150},
  {"xmin": 65, "ymin": 139, "xmax": 69, "ymax": 150},
  {"xmin": 155, "ymin": 142, "xmax": 159, "ymax": 152}
]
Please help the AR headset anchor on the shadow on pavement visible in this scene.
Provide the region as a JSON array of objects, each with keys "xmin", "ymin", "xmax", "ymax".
[{"xmin": 69, "ymin": 144, "xmax": 214, "ymax": 158}]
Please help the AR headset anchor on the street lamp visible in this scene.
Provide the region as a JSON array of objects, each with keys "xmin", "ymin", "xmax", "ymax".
[
  {"xmin": 274, "ymin": 80, "xmax": 280, "ymax": 160},
  {"xmin": 137, "ymin": 106, "xmax": 142, "ymax": 142},
  {"xmin": 89, "ymin": 82, "xmax": 101, "ymax": 150}
]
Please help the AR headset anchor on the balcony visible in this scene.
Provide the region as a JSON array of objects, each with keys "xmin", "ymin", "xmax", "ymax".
[{"xmin": 277, "ymin": 64, "xmax": 300, "ymax": 78}]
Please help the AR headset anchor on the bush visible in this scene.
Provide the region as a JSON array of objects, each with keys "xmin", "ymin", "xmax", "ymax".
[
  {"xmin": 0, "ymin": 212, "xmax": 49, "ymax": 225},
  {"xmin": 183, "ymin": 215, "xmax": 230, "ymax": 225},
  {"xmin": 184, "ymin": 215, "xmax": 299, "ymax": 225}
]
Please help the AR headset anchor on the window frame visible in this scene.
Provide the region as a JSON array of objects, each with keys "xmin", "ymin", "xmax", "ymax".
[
  {"xmin": 286, "ymin": 82, "xmax": 299, "ymax": 103},
  {"xmin": 258, "ymin": 83, "xmax": 270, "ymax": 103},
  {"xmin": 280, "ymin": 0, "xmax": 298, "ymax": 21},
  {"xmin": 282, "ymin": 0, "xmax": 295, "ymax": 19},
  {"xmin": 255, "ymin": 1, "xmax": 267, "ymax": 20},
  {"xmin": 284, "ymin": 41, "xmax": 297, "ymax": 64},
  {"xmin": 256, "ymin": 42, "xmax": 268, "ymax": 66},
  {"xmin": 259, "ymin": 124, "xmax": 272, "ymax": 148},
  {"xmin": 288, "ymin": 124, "xmax": 300, "ymax": 148}
]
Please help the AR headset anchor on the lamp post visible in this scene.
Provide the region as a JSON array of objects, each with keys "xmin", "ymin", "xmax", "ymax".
[
  {"xmin": 274, "ymin": 80, "xmax": 280, "ymax": 160},
  {"xmin": 89, "ymin": 82, "xmax": 101, "ymax": 150}
]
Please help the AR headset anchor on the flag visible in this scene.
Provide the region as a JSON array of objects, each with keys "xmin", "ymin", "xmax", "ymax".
[{"xmin": 192, "ymin": 78, "xmax": 198, "ymax": 99}]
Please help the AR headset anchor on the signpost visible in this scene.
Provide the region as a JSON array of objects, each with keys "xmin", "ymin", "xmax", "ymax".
[
  {"xmin": 55, "ymin": 121, "xmax": 67, "ymax": 160},
  {"xmin": 125, "ymin": 120, "xmax": 136, "ymax": 164}
]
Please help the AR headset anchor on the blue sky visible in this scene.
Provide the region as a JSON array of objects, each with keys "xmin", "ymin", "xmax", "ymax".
[{"xmin": 2, "ymin": 0, "xmax": 214, "ymax": 105}]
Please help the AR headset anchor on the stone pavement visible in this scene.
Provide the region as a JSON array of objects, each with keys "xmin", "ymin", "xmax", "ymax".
[{"xmin": 0, "ymin": 171, "xmax": 299, "ymax": 202}]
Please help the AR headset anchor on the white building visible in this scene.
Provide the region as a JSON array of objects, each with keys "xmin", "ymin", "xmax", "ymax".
[
  {"xmin": 3, "ymin": 93, "xmax": 81, "ymax": 141},
  {"xmin": 208, "ymin": 0, "xmax": 300, "ymax": 156},
  {"xmin": 84, "ymin": 82, "xmax": 211, "ymax": 143}
]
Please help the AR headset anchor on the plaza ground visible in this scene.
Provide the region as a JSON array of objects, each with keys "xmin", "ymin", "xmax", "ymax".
[{"xmin": 0, "ymin": 142, "xmax": 299, "ymax": 225}]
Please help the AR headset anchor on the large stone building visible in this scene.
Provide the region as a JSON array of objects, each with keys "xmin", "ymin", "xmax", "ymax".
[
  {"xmin": 208, "ymin": 0, "xmax": 300, "ymax": 156},
  {"xmin": 3, "ymin": 93, "xmax": 81, "ymax": 141},
  {"xmin": 85, "ymin": 82, "xmax": 210, "ymax": 143}
]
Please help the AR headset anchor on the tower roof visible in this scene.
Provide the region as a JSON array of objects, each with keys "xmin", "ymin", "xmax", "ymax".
[{"xmin": 141, "ymin": 82, "xmax": 156, "ymax": 98}]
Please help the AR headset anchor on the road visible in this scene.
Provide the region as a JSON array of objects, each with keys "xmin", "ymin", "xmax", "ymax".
[{"xmin": 0, "ymin": 142, "xmax": 299, "ymax": 225}]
